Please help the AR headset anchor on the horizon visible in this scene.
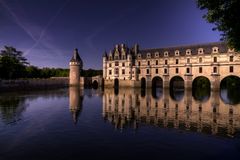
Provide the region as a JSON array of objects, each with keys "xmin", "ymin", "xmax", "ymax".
[{"xmin": 0, "ymin": 0, "xmax": 221, "ymax": 69}]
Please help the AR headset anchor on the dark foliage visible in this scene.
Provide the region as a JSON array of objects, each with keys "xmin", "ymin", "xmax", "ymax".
[{"xmin": 197, "ymin": 0, "xmax": 240, "ymax": 51}]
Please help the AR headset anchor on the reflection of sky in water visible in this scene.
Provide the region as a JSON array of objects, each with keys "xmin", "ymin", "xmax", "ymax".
[{"xmin": 0, "ymin": 88, "xmax": 240, "ymax": 159}]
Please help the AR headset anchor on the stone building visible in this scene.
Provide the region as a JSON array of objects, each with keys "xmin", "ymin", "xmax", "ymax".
[
  {"xmin": 102, "ymin": 42, "xmax": 240, "ymax": 90},
  {"xmin": 69, "ymin": 48, "xmax": 83, "ymax": 86}
]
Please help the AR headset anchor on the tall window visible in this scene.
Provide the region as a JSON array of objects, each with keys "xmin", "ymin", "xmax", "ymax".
[
  {"xmin": 186, "ymin": 68, "xmax": 190, "ymax": 74},
  {"xmin": 115, "ymin": 61, "xmax": 119, "ymax": 66},
  {"xmin": 213, "ymin": 67, "xmax": 217, "ymax": 73},
  {"xmin": 230, "ymin": 66, "xmax": 234, "ymax": 73},
  {"xmin": 156, "ymin": 69, "xmax": 158, "ymax": 74},
  {"xmin": 230, "ymin": 56, "xmax": 234, "ymax": 62},
  {"xmin": 109, "ymin": 63, "xmax": 112, "ymax": 67},
  {"xmin": 115, "ymin": 68, "xmax": 119, "ymax": 74},
  {"xmin": 122, "ymin": 69, "xmax": 125, "ymax": 75},
  {"xmin": 176, "ymin": 68, "xmax": 179, "ymax": 74},
  {"xmin": 156, "ymin": 60, "xmax": 158, "ymax": 65},
  {"xmin": 146, "ymin": 69, "xmax": 149, "ymax": 74},
  {"xmin": 109, "ymin": 70, "xmax": 112, "ymax": 75},
  {"xmin": 164, "ymin": 68, "xmax": 167, "ymax": 74},
  {"xmin": 213, "ymin": 57, "xmax": 217, "ymax": 63},
  {"xmin": 138, "ymin": 61, "xmax": 141, "ymax": 66},
  {"xmin": 199, "ymin": 57, "xmax": 202, "ymax": 63},
  {"xmin": 148, "ymin": 61, "xmax": 150, "ymax": 65},
  {"xmin": 199, "ymin": 67, "xmax": 202, "ymax": 73},
  {"xmin": 165, "ymin": 59, "xmax": 168, "ymax": 65},
  {"xmin": 187, "ymin": 58, "xmax": 190, "ymax": 63},
  {"xmin": 176, "ymin": 59, "xmax": 179, "ymax": 64},
  {"xmin": 122, "ymin": 63, "xmax": 125, "ymax": 67}
]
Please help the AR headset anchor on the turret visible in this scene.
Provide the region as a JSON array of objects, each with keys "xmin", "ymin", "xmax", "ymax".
[{"xmin": 69, "ymin": 48, "xmax": 83, "ymax": 86}]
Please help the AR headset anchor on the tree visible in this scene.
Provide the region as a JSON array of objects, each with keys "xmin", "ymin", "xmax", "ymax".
[
  {"xmin": 197, "ymin": 0, "xmax": 240, "ymax": 51},
  {"xmin": 0, "ymin": 46, "xmax": 29, "ymax": 79}
]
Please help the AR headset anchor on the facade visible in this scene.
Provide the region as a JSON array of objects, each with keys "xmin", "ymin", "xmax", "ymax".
[
  {"xmin": 103, "ymin": 42, "xmax": 240, "ymax": 90},
  {"xmin": 69, "ymin": 48, "xmax": 83, "ymax": 86}
]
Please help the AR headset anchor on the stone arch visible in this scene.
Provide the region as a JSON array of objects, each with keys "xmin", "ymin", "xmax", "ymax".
[
  {"xmin": 92, "ymin": 80, "xmax": 98, "ymax": 89},
  {"xmin": 170, "ymin": 76, "xmax": 184, "ymax": 89},
  {"xmin": 152, "ymin": 76, "xmax": 163, "ymax": 99},
  {"xmin": 169, "ymin": 76, "xmax": 184, "ymax": 101},
  {"xmin": 220, "ymin": 75, "xmax": 240, "ymax": 105},
  {"xmin": 192, "ymin": 76, "xmax": 211, "ymax": 102},
  {"xmin": 114, "ymin": 78, "xmax": 119, "ymax": 88},
  {"xmin": 141, "ymin": 77, "xmax": 146, "ymax": 89},
  {"xmin": 152, "ymin": 76, "xmax": 163, "ymax": 88}
]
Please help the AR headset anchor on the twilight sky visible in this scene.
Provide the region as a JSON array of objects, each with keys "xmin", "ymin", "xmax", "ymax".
[{"xmin": 0, "ymin": 0, "xmax": 221, "ymax": 69}]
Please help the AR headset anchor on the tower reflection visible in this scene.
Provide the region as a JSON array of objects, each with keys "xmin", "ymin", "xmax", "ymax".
[
  {"xmin": 69, "ymin": 86, "xmax": 84, "ymax": 124},
  {"xmin": 102, "ymin": 88, "xmax": 240, "ymax": 137}
]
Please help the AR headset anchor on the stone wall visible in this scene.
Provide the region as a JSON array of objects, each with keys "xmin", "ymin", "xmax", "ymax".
[{"xmin": 0, "ymin": 78, "xmax": 69, "ymax": 91}]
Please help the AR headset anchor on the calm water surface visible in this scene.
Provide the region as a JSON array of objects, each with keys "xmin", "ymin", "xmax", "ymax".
[{"xmin": 0, "ymin": 87, "xmax": 240, "ymax": 160}]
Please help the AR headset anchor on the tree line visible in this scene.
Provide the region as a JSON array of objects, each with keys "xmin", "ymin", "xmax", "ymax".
[{"xmin": 0, "ymin": 46, "xmax": 102, "ymax": 79}]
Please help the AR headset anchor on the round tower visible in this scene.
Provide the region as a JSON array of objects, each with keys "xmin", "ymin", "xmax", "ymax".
[{"xmin": 69, "ymin": 48, "xmax": 83, "ymax": 86}]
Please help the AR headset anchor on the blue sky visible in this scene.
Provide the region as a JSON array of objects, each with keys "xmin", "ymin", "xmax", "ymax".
[{"xmin": 0, "ymin": 0, "xmax": 221, "ymax": 69}]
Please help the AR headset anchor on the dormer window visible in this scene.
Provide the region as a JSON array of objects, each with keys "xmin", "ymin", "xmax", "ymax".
[
  {"xmin": 228, "ymin": 48, "xmax": 235, "ymax": 52},
  {"xmin": 186, "ymin": 49, "xmax": 191, "ymax": 55},
  {"xmin": 198, "ymin": 48, "xmax": 204, "ymax": 54},
  {"xmin": 164, "ymin": 51, "xmax": 168, "ymax": 57},
  {"xmin": 147, "ymin": 53, "xmax": 151, "ymax": 58},
  {"xmin": 175, "ymin": 50, "xmax": 180, "ymax": 56},
  {"xmin": 138, "ymin": 54, "xmax": 141, "ymax": 58},
  {"xmin": 212, "ymin": 47, "xmax": 219, "ymax": 53},
  {"xmin": 155, "ymin": 52, "xmax": 159, "ymax": 57}
]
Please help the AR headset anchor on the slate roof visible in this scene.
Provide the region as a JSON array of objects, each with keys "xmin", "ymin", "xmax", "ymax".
[
  {"xmin": 138, "ymin": 42, "xmax": 228, "ymax": 58},
  {"xmin": 70, "ymin": 48, "xmax": 82, "ymax": 62}
]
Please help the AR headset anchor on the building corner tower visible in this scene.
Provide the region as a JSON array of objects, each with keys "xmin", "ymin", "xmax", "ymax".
[{"xmin": 69, "ymin": 48, "xmax": 83, "ymax": 86}]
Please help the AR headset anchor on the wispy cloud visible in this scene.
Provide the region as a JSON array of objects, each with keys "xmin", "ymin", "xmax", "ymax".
[{"xmin": 0, "ymin": 0, "xmax": 71, "ymax": 57}]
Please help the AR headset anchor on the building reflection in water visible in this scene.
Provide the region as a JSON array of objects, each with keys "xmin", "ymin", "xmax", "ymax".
[
  {"xmin": 102, "ymin": 88, "xmax": 240, "ymax": 137},
  {"xmin": 69, "ymin": 86, "xmax": 84, "ymax": 124}
]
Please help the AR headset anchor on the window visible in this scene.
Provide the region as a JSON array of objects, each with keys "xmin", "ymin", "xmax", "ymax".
[
  {"xmin": 138, "ymin": 61, "xmax": 141, "ymax": 66},
  {"xmin": 147, "ymin": 53, "xmax": 151, "ymax": 58},
  {"xmin": 212, "ymin": 47, "xmax": 219, "ymax": 53},
  {"xmin": 115, "ymin": 68, "xmax": 119, "ymax": 74},
  {"xmin": 109, "ymin": 63, "xmax": 112, "ymax": 67},
  {"xmin": 138, "ymin": 54, "xmax": 141, "ymax": 58},
  {"xmin": 122, "ymin": 63, "xmax": 125, "ymax": 67},
  {"xmin": 186, "ymin": 49, "xmax": 191, "ymax": 55},
  {"xmin": 213, "ymin": 57, "xmax": 217, "ymax": 63},
  {"xmin": 122, "ymin": 69, "xmax": 125, "ymax": 75},
  {"xmin": 164, "ymin": 68, "xmax": 167, "ymax": 74},
  {"xmin": 155, "ymin": 52, "xmax": 159, "ymax": 57},
  {"xmin": 164, "ymin": 51, "xmax": 168, "ymax": 56},
  {"xmin": 146, "ymin": 69, "xmax": 149, "ymax": 74},
  {"xmin": 176, "ymin": 59, "xmax": 179, "ymax": 64},
  {"xmin": 148, "ymin": 61, "xmax": 150, "ymax": 65},
  {"xmin": 230, "ymin": 66, "xmax": 234, "ymax": 73},
  {"xmin": 186, "ymin": 68, "xmax": 190, "ymax": 74},
  {"xmin": 199, "ymin": 57, "xmax": 202, "ymax": 63},
  {"xmin": 165, "ymin": 59, "xmax": 168, "ymax": 65},
  {"xmin": 176, "ymin": 68, "xmax": 179, "ymax": 73},
  {"xmin": 187, "ymin": 58, "xmax": 190, "ymax": 63},
  {"xmin": 199, "ymin": 67, "xmax": 202, "ymax": 73},
  {"xmin": 156, "ymin": 60, "xmax": 158, "ymax": 65},
  {"xmin": 138, "ymin": 69, "xmax": 141, "ymax": 74},
  {"xmin": 109, "ymin": 70, "xmax": 112, "ymax": 75},
  {"xmin": 198, "ymin": 48, "xmax": 204, "ymax": 54},
  {"xmin": 175, "ymin": 50, "xmax": 179, "ymax": 56},
  {"xmin": 230, "ymin": 56, "xmax": 234, "ymax": 62},
  {"xmin": 213, "ymin": 67, "xmax": 217, "ymax": 73},
  {"xmin": 115, "ymin": 61, "xmax": 119, "ymax": 66},
  {"xmin": 156, "ymin": 69, "xmax": 158, "ymax": 74}
]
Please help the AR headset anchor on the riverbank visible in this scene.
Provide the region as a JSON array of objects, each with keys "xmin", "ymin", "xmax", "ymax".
[{"xmin": 0, "ymin": 78, "xmax": 69, "ymax": 92}]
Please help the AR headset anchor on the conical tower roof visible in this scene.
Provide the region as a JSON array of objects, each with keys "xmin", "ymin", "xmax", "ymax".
[{"xmin": 70, "ymin": 48, "xmax": 83, "ymax": 68}]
